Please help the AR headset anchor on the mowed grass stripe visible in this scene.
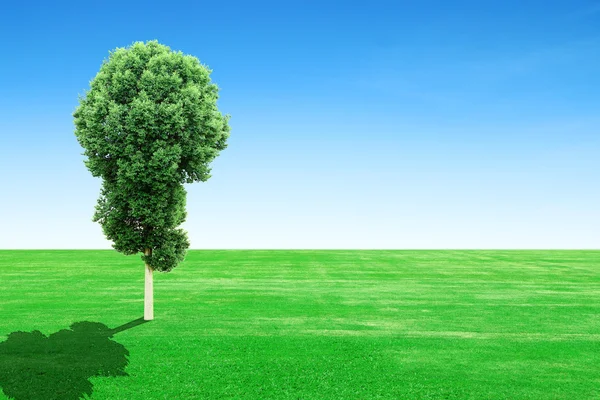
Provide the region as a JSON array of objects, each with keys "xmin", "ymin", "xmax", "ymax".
[{"xmin": 0, "ymin": 250, "xmax": 599, "ymax": 399}]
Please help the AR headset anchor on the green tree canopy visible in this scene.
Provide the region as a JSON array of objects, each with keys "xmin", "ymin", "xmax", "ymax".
[{"xmin": 74, "ymin": 40, "xmax": 230, "ymax": 272}]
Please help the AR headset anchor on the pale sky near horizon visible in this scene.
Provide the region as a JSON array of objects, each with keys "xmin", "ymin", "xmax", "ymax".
[{"xmin": 1, "ymin": 0, "xmax": 599, "ymax": 249}]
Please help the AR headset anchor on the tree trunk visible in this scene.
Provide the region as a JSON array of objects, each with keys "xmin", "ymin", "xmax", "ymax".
[{"xmin": 144, "ymin": 248, "xmax": 154, "ymax": 320}]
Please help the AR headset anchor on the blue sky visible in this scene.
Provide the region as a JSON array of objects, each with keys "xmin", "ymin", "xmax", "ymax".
[{"xmin": 0, "ymin": 0, "xmax": 599, "ymax": 249}]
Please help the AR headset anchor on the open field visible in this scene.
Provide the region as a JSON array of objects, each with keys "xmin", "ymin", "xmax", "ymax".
[{"xmin": 0, "ymin": 250, "xmax": 599, "ymax": 399}]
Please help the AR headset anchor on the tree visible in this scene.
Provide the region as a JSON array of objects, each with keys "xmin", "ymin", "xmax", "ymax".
[{"xmin": 74, "ymin": 41, "xmax": 230, "ymax": 320}]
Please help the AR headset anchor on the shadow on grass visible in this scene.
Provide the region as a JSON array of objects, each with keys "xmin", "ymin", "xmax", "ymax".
[{"xmin": 0, "ymin": 318, "xmax": 148, "ymax": 400}]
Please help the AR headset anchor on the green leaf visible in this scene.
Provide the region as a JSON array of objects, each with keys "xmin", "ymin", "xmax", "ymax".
[{"xmin": 74, "ymin": 40, "xmax": 230, "ymax": 271}]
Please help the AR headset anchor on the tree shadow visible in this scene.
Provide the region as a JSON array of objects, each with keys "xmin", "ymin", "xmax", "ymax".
[{"xmin": 0, "ymin": 318, "xmax": 148, "ymax": 400}]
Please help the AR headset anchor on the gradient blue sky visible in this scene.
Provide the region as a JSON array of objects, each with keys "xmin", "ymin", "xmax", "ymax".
[{"xmin": 1, "ymin": 0, "xmax": 599, "ymax": 249}]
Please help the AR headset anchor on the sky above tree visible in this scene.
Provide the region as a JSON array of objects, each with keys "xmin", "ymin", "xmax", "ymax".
[{"xmin": 1, "ymin": 0, "xmax": 599, "ymax": 249}]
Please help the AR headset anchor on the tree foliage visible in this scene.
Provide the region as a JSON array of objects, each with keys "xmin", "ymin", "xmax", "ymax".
[{"xmin": 74, "ymin": 41, "xmax": 230, "ymax": 271}]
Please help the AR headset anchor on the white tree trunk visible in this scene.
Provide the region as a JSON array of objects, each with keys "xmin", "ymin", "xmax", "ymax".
[{"xmin": 144, "ymin": 248, "xmax": 154, "ymax": 320}]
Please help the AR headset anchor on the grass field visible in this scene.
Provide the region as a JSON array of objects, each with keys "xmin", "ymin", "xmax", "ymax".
[{"xmin": 0, "ymin": 250, "xmax": 599, "ymax": 399}]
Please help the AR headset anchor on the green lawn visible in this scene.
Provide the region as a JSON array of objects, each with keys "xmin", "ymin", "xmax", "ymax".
[{"xmin": 0, "ymin": 250, "xmax": 598, "ymax": 399}]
